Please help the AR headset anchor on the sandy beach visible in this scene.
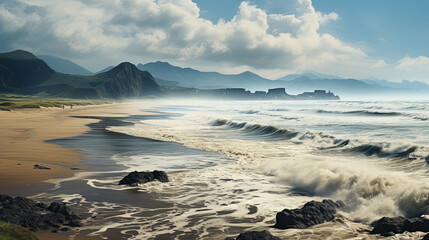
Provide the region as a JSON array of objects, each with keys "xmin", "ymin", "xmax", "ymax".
[{"xmin": 0, "ymin": 101, "xmax": 150, "ymax": 193}]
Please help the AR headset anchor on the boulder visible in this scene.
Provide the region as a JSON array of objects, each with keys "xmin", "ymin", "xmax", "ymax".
[
  {"xmin": 273, "ymin": 199, "xmax": 345, "ymax": 229},
  {"xmin": 226, "ymin": 230, "xmax": 281, "ymax": 240},
  {"xmin": 119, "ymin": 170, "xmax": 169, "ymax": 186},
  {"xmin": 423, "ymin": 233, "xmax": 429, "ymax": 240},
  {"xmin": 0, "ymin": 194, "xmax": 81, "ymax": 231},
  {"xmin": 371, "ymin": 216, "xmax": 429, "ymax": 236}
]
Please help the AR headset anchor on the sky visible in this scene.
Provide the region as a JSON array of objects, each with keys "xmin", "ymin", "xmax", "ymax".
[{"xmin": 1, "ymin": 0, "xmax": 429, "ymax": 82}]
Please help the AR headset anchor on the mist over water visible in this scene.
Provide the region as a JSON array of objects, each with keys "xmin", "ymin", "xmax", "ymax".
[{"xmin": 108, "ymin": 100, "xmax": 429, "ymax": 225}]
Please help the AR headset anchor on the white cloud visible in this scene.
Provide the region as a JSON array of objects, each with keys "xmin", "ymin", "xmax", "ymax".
[
  {"xmin": 0, "ymin": 0, "xmax": 369, "ymax": 72},
  {"xmin": 396, "ymin": 56, "xmax": 429, "ymax": 72},
  {"xmin": 373, "ymin": 60, "xmax": 386, "ymax": 68},
  {"xmin": 393, "ymin": 56, "xmax": 429, "ymax": 82}
]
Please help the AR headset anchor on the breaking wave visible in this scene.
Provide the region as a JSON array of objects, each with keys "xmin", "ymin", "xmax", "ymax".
[{"xmin": 213, "ymin": 119, "xmax": 428, "ymax": 162}]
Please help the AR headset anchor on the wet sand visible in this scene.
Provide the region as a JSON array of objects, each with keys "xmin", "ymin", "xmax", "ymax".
[{"xmin": 0, "ymin": 101, "xmax": 153, "ymax": 193}]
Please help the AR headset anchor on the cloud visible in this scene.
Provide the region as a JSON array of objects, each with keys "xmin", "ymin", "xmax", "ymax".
[
  {"xmin": 396, "ymin": 56, "xmax": 429, "ymax": 72},
  {"xmin": 394, "ymin": 56, "xmax": 429, "ymax": 81},
  {"xmin": 372, "ymin": 60, "xmax": 386, "ymax": 68},
  {"xmin": 0, "ymin": 0, "xmax": 369, "ymax": 73}
]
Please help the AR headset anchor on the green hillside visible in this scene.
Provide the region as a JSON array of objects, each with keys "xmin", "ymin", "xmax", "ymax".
[{"xmin": 0, "ymin": 50, "xmax": 161, "ymax": 99}]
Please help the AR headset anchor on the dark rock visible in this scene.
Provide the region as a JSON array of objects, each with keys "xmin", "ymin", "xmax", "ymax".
[
  {"xmin": 66, "ymin": 220, "xmax": 83, "ymax": 227},
  {"xmin": 370, "ymin": 216, "xmax": 429, "ymax": 236},
  {"xmin": 0, "ymin": 194, "xmax": 82, "ymax": 231},
  {"xmin": 33, "ymin": 164, "xmax": 50, "ymax": 170},
  {"xmin": 423, "ymin": 233, "xmax": 429, "ymax": 240},
  {"xmin": 60, "ymin": 227, "xmax": 70, "ymax": 232},
  {"xmin": 370, "ymin": 217, "xmax": 406, "ymax": 236},
  {"xmin": 226, "ymin": 230, "xmax": 281, "ymax": 240},
  {"xmin": 247, "ymin": 205, "xmax": 258, "ymax": 214},
  {"xmin": 119, "ymin": 170, "xmax": 169, "ymax": 186},
  {"xmin": 70, "ymin": 167, "xmax": 80, "ymax": 170},
  {"xmin": 273, "ymin": 199, "xmax": 345, "ymax": 229},
  {"xmin": 48, "ymin": 202, "xmax": 73, "ymax": 217}
]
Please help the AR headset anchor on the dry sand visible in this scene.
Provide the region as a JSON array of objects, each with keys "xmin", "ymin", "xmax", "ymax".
[{"xmin": 0, "ymin": 101, "xmax": 152, "ymax": 193}]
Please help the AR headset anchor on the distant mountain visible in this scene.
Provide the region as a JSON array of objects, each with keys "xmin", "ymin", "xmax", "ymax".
[
  {"xmin": 38, "ymin": 55, "xmax": 93, "ymax": 76},
  {"xmin": 137, "ymin": 61, "xmax": 274, "ymax": 90},
  {"xmin": 361, "ymin": 79, "xmax": 429, "ymax": 90},
  {"xmin": 96, "ymin": 66, "xmax": 114, "ymax": 74},
  {"xmin": 277, "ymin": 71, "xmax": 341, "ymax": 81},
  {"xmin": 0, "ymin": 50, "xmax": 161, "ymax": 99},
  {"xmin": 283, "ymin": 76, "xmax": 387, "ymax": 95}
]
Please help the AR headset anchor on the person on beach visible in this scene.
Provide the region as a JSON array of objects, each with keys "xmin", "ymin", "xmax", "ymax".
[
  {"xmin": 70, "ymin": 104, "xmax": 73, "ymax": 109},
  {"xmin": 61, "ymin": 104, "xmax": 64, "ymax": 109}
]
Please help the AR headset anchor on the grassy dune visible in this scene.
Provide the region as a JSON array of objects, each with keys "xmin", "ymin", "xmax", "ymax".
[
  {"xmin": 0, "ymin": 222, "xmax": 39, "ymax": 240},
  {"xmin": 0, "ymin": 94, "xmax": 108, "ymax": 111}
]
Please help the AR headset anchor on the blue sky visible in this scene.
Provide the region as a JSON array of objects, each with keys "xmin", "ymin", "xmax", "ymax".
[
  {"xmin": 1, "ymin": 0, "xmax": 429, "ymax": 82},
  {"xmin": 196, "ymin": 0, "xmax": 429, "ymax": 63}
]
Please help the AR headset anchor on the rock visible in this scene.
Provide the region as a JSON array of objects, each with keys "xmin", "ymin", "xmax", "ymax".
[
  {"xmin": 33, "ymin": 164, "xmax": 50, "ymax": 170},
  {"xmin": 70, "ymin": 167, "xmax": 80, "ymax": 170},
  {"xmin": 119, "ymin": 170, "xmax": 169, "ymax": 186},
  {"xmin": 273, "ymin": 199, "xmax": 345, "ymax": 229},
  {"xmin": 370, "ymin": 217, "xmax": 406, "ymax": 236},
  {"xmin": 226, "ymin": 230, "xmax": 281, "ymax": 240},
  {"xmin": 247, "ymin": 205, "xmax": 258, "ymax": 215},
  {"xmin": 60, "ymin": 227, "xmax": 70, "ymax": 232},
  {"xmin": 66, "ymin": 220, "xmax": 83, "ymax": 227},
  {"xmin": 0, "ymin": 194, "xmax": 82, "ymax": 231},
  {"xmin": 423, "ymin": 233, "xmax": 429, "ymax": 240},
  {"xmin": 370, "ymin": 216, "xmax": 429, "ymax": 236}
]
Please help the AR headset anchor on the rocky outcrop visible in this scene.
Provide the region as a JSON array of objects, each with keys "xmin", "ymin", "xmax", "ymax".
[
  {"xmin": 273, "ymin": 199, "xmax": 345, "ymax": 229},
  {"xmin": 225, "ymin": 230, "xmax": 281, "ymax": 240},
  {"xmin": 119, "ymin": 170, "xmax": 169, "ymax": 186},
  {"xmin": 370, "ymin": 216, "xmax": 429, "ymax": 236},
  {"xmin": 0, "ymin": 195, "xmax": 81, "ymax": 231}
]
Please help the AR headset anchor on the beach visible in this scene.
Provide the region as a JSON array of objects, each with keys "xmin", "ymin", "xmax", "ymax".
[
  {"xmin": 1, "ymin": 99, "xmax": 429, "ymax": 239},
  {"xmin": 0, "ymin": 102, "xmax": 149, "ymax": 194}
]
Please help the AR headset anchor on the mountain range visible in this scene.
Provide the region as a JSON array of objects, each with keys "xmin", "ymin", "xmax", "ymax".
[
  {"xmin": 0, "ymin": 50, "xmax": 160, "ymax": 99},
  {"xmin": 136, "ymin": 61, "xmax": 429, "ymax": 97},
  {"xmin": 1, "ymin": 50, "xmax": 428, "ymax": 100},
  {"xmin": 38, "ymin": 55, "xmax": 93, "ymax": 76}
]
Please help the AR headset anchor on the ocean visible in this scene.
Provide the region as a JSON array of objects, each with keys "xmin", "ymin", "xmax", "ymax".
[{"xmin": 39, "ymin": 99, "xmax": 429, "ymax": 239}]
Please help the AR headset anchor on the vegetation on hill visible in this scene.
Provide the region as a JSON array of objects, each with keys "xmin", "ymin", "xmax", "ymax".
[
  {"xmin": 0, "ymin": 94, "xmax": 107, "ymax": 111},
  {"xmin": 0, "ymin": 221, "xmax": 39, "ymax": 240},
  {"xmin": 0, "ymin": 50, "xmax": 161, "ymax": 99}
]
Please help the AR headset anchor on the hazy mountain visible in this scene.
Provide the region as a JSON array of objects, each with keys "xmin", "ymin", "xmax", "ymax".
[
  {"xmin": 137, "ymin": 61, "xmax": 274, "ymax": 90},
  {"xmin": 283, "ymin": 76, "xmax": 386, "ymax": 95},
  {"xmin": 38, "ymin": 55, "xmax": 93, "ymax": 76},
  {"xmin": 361, "ymin": 79, "xmax": 429, "ymax": 90},
  {"xmin": 96, "ymin": 66, "xmax": 114, "ymax": 74},
  {"xmin": 277, "ymin": 71, "xmax": 341, "ymax": 81},
  {"xmin": 0, "ymin": 50, "xmax": 160, "ymax": 99}
]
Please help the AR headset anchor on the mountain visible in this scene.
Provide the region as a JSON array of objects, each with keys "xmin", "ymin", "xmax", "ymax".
[
  {"xmin": 0, "ymin": 50, "xmax": 161, "ymax": 99},
  {"xmin": 38, "ymin": 55, "xmax": 93, "ymax": 76},
  {"xmin": 277, "ymin": 71, "xmax": 341, "ymax": 81},
  {"xmin": 137, "ymin": 61, "xmax": 274, "ymax": 90},
  {"xmin": 96, "ymin": 66, "xmax": 114, "ymax": 74},
  {"xmin": 0, "ymin": 50, "xmax": 55, "ymax": 91},
  {"xmin": 138, "ymin": 61, "xmax": 429, "ymax": 98},
  {"xmin": 361, "ymin": 79, "xmax": 429, "ymax": 90},
  {"xmin": 283, "ymin": 76, "xmax": 386, "ymax": 95}
]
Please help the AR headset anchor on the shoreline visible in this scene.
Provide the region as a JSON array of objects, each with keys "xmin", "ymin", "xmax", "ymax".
[{"xmin": 0, "ymin": 101, "xmax": 153, "ymax": 194}]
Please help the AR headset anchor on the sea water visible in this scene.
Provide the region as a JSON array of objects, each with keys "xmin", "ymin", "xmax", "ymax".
[{"xmin": 42, "ymin": 99, "xmax": 429, "ymax": 239}]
